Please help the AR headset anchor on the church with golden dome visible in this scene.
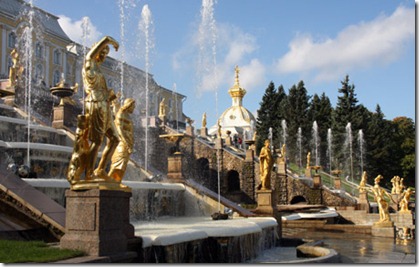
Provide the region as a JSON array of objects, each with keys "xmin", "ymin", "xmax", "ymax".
[{"xmin": 208, "ymin": 66, "xmax": 256, "ymax": 138}]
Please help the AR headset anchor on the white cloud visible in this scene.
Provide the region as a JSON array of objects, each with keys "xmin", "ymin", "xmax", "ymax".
[
  {"xmin": 275, "ymin": 5, "xmax": 414, "ymax": 82},
  {"xmin": 180, "ymin": 22, "xmax": 265, "ymax": 95},
  {"xmin": 240, "ymin": 59, "xmax": 266, "ymax": 91},
  {"xmin": 57, "ymin": 15, "xmax": 102, "ymax": 47}
]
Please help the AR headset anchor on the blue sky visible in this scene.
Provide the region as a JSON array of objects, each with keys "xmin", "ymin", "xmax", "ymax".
[{"xmin": 34, "ymin": 0, "xmax": 415, "ymax": 128}]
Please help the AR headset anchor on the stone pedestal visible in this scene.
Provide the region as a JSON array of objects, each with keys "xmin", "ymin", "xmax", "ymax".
[
  {"xmin": 52, "ymin": 105, "xmax": 65, "ymax": 129},
  {"xmin": 52, "ymin": 103, "xmax": 76, "ymax": 129},
  {"xmin": 312, "ymin": 174, "xmax": 321, "ymax": 188},
  {"xmin": 245, "ymin": 149, "xmax": 254, "ymax": 162},
  {"xmin": 334, "ymin": 178, "xmax": 341, "ymax": 189},
  {"xmin": 371, "ymin": 222, "xmax": 395, "ymax": 238},
  {"xmin": 200, "ymin": 127, "xmax": 208, "ymax": 137},
  {"xmin": 276, "ymin": 161, "xmax": 286, "ymax": 176},
  {"xmin": 60, "ymin": 189, "xmax": 134, "ymax": 256},
  {"xmin": 357, "ymin": 192, "xmax": 370, "ymax": 212},
  {"xmin": 158, "ymin": 115, "xmax": 166, "ymax": 126},
  {"xmin": 225, "ymin": 135, "xmax": 232, "ymax": 146},
  {"xmin": 214, "ymin": 138, "xmax": 223, "ymax": 149},
  {"xmin": 167, "ymin": 152, "xmax": 183, "ymax": 183},
  {"xmin": 185, "ymin": 126, "xmax": 194, "ymax": 136},
  {"xmin": 390, "ymin": 194, "xmax": 400, "ymax": 211},
  {"xmin": 255, "ymin": 189, "xmax": 274, "ymax": 214},
  {"xmin": 305, "ymin": 168, "xmax": 311, "ymax": 178}
]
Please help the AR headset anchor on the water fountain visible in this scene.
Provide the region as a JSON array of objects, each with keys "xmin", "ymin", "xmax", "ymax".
[
  {"xmin": 358, "ymin": 129, "xmax": 364, "ymax": 175},
  {"xmin": 268, "ymin": 127, "xmax": 273, "ymax": 150},
  {"xmin": 312, "ymin": 121, "xmax": 320, "ymax": 166},
  {"xmin": 281, "ymin": 119, "xmax": 287, "ymax": 152},
  {"xmin": 297, "ymin": 127, "xmax": 302, "ymax": 172},
  {"xmin": 80, "ymin": 16, "xmax": 91, "ymax": 115},
  {"xmin": 345, "ymin": 122, "xmax": 354, "ymax": 182},
  {"xmin": 198, "ymin": 0, "xmax": 224, "ymax": 217},
  {"xmin": 327, "ymin": 128, "xmax": 333, "ymax": 173},
  {"xmin": 139, "ymin": 4, "xmax": 154, "ymax": 173},
  {"xmin": 21, "ymin": 1, "xmax": 35, "ymax": 169}
]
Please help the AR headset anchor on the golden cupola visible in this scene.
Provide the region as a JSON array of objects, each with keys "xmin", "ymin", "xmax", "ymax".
[
  {"xmin": 228, "ymin": 65, "xmax": 247, "ymax": 107},
  {"xmin": 208, "ymin": 65, "xmax": 256, "ymax": 138}
]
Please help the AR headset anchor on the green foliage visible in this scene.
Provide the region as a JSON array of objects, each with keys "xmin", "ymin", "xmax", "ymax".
[
  {"xmin": 282, "ymin": 81, "xmax": 311, "ymax": 164},
  {"xmin": 256, "ymin": 81, "xmax": 285, "ymax": 153},
  {"xmin": 0, "ymin": 240, "xmax": 84, "ymax": 263},
  {"xmin": 309, "ymin": 93, "xmax": 333, "ymax": 169},
  {"xmin": 255, "ymin": 74, "xmax": 415, "ymax": 192}
]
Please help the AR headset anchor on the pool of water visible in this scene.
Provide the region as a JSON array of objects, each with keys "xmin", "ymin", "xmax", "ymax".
[{"xmin": 282, "ymin": 228, "xmax": 416, "ymax": 263}]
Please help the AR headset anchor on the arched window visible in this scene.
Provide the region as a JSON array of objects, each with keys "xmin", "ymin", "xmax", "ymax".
[
  {"xmin": 8, "ymin": 32, "xmax": 16, "ymax": 48},
  {"xmin": 53, "ymin": 49, "xmax": 61, "ymax": 65},
  {"xmin": 53, "ymin": 70, "xmax": 61, "ymax": 86},
  {"xmin": 35, "ymin": 64, "xmax": 43, "ymax": 81},
  {"xmin": 35, "ymin": 42, "xmax": 43, "ymax": 58},
  {"xmin": 227, "ymin": 170, "xmax": 240, "ymax": 192}
]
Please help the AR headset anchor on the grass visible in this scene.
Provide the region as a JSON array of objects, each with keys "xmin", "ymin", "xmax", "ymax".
[{"xmin": 0, "ymin": 240, "xmax": 84, "ymax": 263}]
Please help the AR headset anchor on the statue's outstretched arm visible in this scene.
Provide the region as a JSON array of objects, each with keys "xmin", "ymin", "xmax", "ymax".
[{"xmin": 86, "ymin": 36, "xmax": 119, "ymax": 60}]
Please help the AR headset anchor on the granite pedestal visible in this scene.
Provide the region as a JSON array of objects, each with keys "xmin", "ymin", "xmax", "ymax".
[{"xmin": 60, "ymin": 189, "xmax": 134, "ymax": 256}]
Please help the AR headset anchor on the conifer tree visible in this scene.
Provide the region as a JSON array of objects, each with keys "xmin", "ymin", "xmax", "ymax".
[
  {"xmin": 282, "ymin": 81, "xmax": 311, "ymax": 165},
  {"xmin": 332, "ymin": 75, "xmax": 361, "ymax": 177},
  {"xmin": 256, "ymin": 81, "xmax": 280, "ymax": 153},
  {"xmin": 309, "ymin": 93, "xmax": 333, "ymax": 169}
]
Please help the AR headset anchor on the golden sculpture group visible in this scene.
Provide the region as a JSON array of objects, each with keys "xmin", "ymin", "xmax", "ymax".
[
  {"xmin": 358, "ymin": 171, "xmax": 413, "ymax": 224},
  {"xmin": 258, "ymin": 139, "xmax": 273, "ymax": 190},
  {"xmin": 67, "ymin": 36, "xmax": 135, "ymax": 191}
]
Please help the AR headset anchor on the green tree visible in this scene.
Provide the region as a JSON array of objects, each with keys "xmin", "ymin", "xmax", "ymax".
[
  {"xmin": 282, "ymin": 81, "xmax": 311, "ymax": 165},
  {"xmin": 256, "ymin": 81, "xmax": 281, "ymax": 153},
  {"xmin": 332, "ymin": 75, "xmax": 362, "ymax": 179},
  {"xmin": 364, "ymin": 105, "xmax": 394, "ymax": 188},
  {"xmin": 309, "ymin": 93, "xmax": 333, "ymax": 169},
  {"xmin": 392, "ymin": 116, "xmax": 415, "ymax": 188}
]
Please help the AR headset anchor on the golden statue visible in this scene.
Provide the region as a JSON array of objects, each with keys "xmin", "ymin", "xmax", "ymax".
[
  {"xmin": 109, "ymin": 98, "xmax": 135, "ymax": 183},
  {"xmin": 306, "ymin": 152, "xmax": 311, "ymax": 169},
  {"xmin": 399, "ymin": 188, "xmax": 412, "ymax": 213},
  {"xmin": 399, "ymin": 178, "xmax": 406, "ymax": 194},
  {"xmin": 367, "ymin": 175, "xmax": 392, "ymax": 225},
  {"xmin": 390, "ymin": 176, "xmax": 405, "ymax": 194},
  {"xmin": 67, "ymin": 115, "xmax": 90, "ymax": 184},
  {"xmin": 111, "ymin": 91, "xmax": 122, "ymax": 115},
  {"xmin": 82, "ymin": 35, "xmax": 120, "ymax": 180},
  {"xmin": 358, "ymin": 171, "xmax": 368, "ymax": 193},
  {"xmin": 8, "ymin": 48, "xmax": 23, "ymax": 88},
  {"xmin": 259, "ymin": 139, "xmax": 273, "ymax": 190},
  {"xmin": 281, "ymin": 144, "xmax": 286, "ymax": 158},
  {"xmin": 202, "ymin": 112, "xmax": 207, "ymax": 128},
  {"xmin": 217, "ymin": 119, "xmax": 222, "ymax": 138},
  {"xmin": 159, "ymin": 98, "xmax": 166, "ymax": 117}
]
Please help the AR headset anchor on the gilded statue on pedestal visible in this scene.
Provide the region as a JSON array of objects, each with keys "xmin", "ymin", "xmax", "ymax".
[
  {"xmin": 82, "ymin": 35, "xmax": 120, "ymax": 180},
  {"xmin": 281, "ymin": 144, "xmax": 286, "ymax": 160},
  {"xmin": 109, "ymin": 98, "xmax": 135, "ymax": 183},
  {"xmin": 217, "ymin": 119, "xmax": 222, "ymax": 138},
  {"xmin": 399, "ymin": 188, "xmax": 413, "ymax": 213},
  {"xmin": 159, "ymin": 98, "xmax": 166, "ymax": 117},
  {"xmin": 202, "ymin": 112, "xmax": 207, "ymax": 128},
  {"xmin": 258, "ymin": 139, "xmax": 273, "ymax": 190},
  {"xmin": 391, "ymin": 175, "xmax": 405, "ymax": 195},
  {"xmin": 358, "ymin": 171, "xmax": 368, "ymax": 193},
  {"xmin": 67, "ymin": 115, "xmax": 90, "ymax": 184},
  {"xmin": 9, "ymin": 48, "xmax": 23, "ymax": 88},
  {"xmin": 367, "ymin": 175, "xmax": 392, "ymax": 225},
  {"xmin": 306, "ymin": 152, "xmax": 311, "ymax": 169}
]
